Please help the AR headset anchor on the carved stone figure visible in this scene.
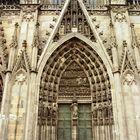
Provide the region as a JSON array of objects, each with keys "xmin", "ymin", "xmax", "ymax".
[
  {"xmin": 45, "ymin": 102, "xmax": 52, "ymax": 117},
  {"xmin": 71, "ymin": 102, "xmax": 78, "ymax": 119},
  {"xmin": 52, "ymin": 103, "xmax": 58, "ymax": 118}
]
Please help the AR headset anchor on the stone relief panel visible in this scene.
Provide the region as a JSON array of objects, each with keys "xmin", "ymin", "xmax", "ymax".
[{"xmin": 8, "ymin": 71, "xmax": 28, "ymax": 140}]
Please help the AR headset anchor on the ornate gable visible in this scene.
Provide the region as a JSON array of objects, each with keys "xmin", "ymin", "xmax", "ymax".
[
  {"xmin": 53, "ymin": 0, "xmax": 96, "ymax": 42},
  {"xmin": 12, "ymin": 40, "xmax": 31, "ymax": 73},
  {"xmin": 120, "ymin": 41, "xmax": 138, "ymax": 75}
]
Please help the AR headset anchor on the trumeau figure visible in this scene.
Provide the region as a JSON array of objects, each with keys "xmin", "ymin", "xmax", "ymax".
[{"xmin": 71, "ymin": 101, "xmax": 78, "ymax": 119}]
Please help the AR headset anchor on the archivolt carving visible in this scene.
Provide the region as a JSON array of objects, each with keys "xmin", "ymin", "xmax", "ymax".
[{"xmin": 38, "ymin": 38, "xmax": 113, "ymax": 127}]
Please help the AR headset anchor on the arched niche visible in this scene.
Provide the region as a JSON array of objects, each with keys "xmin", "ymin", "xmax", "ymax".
[{"xmin": 37, "ymin": 38, "xmax": 114, "ymax": 140}]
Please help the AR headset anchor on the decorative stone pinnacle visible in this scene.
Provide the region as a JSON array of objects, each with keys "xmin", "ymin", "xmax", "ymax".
[{"xmin": 22, "ymin": 40, "xmax": 27, "ymax": 48}]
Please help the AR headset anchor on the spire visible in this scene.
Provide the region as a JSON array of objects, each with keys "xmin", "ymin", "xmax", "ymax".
[
  {"xmin": 53, "ymin": 0, "xmax": 96, "ymax": 42},
  {"xmin": 32, "ymin": 22, "xmax": 40, "ymax": 48},
  {"xmin": 10, "ymin": 22, "xmax": 19, "ymax": 48},
  {"xmin": 130, "ymin": 23, "xmax": 139, "ymax": 48}
]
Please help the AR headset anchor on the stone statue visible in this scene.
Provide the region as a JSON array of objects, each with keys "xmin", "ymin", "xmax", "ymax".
[
  {"xmin": 44, "ymin": 102, "xmax": 52, "ymax": 117},
  {"xmin": 52, "ymin": 103, "xmax": 58, "ymax": 118},
  {"xmin": 71, "ymin": 102, "xmax": 78, "ymax": 119}
]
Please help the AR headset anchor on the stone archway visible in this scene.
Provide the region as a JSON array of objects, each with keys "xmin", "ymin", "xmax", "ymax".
[{"xmin": 37, "ymin": 37, "xmax": 114, "ymax": 140}]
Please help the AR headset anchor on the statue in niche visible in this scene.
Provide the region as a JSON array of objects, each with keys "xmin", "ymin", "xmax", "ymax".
[
  {"xmin": 44, "ymin": 102, "xmax": 52, "ymax": 117},
  {"xmin": 92, "ymin": 103, "xmax": 97, "ymax": 118},
  {"xmin": 71, "ymin": 100, "xmax": 78, "ymax": 119},
  {"xmin": 78, "ymin": 19, "xmax": 82, "ymax": 32},
  {"xmin": 97, "ymin": 104, "xmax": 102, "ymax": 118},
  {"xmin": 52, "ymin": 103, "xmax": 58, "ymax": 118},
  {"xmin": 67, "ymin": 21, "xmax": 71, "ymax": 33},
  {"xmin": 108, "ymin": 100, "xmax": 112, "ymax": 117}
]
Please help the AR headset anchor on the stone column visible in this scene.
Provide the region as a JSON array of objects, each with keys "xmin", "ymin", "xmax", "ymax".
[
  {"xmin": 24, "ymin": 11, "xmax": 39, "ymax": 139},
  {"xmin": 0, "ymin": 23, "xmax": 19, "ymax": 140}
]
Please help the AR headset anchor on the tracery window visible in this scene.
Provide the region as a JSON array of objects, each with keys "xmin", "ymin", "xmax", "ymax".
[{"xmin": 127, "ymin": 0, "xmax": 140, "ymax": 5}]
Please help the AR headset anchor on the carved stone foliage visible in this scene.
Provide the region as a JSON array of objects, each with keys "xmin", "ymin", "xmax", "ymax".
[
  {"xmin": 0, "ymin": 3, "xmax": 20, "ymax": 16},
  {"xmin": 112, "ymin": 6, "xmax": 127, "ymax": 22},
  {"xmin": 21, "ymin": 5, "xmax": 39, "ymax": 22},
  {"xmin": 38, "ymin": 38, "xmax": 113, "ymax": 129},
  {"xmin": 53, "ymin": 0, "xmax": 96, "ymax": 42}
]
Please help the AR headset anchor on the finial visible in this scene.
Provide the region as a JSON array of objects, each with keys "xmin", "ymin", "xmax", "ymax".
[{"xmin": 22, "ymin": 40, "xmax": 27, "ymax": 48}]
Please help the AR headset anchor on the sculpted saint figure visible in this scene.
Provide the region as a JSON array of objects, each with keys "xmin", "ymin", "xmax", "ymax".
[{"xmin": 71, "ymin": 102, "xmax": 78, "ymax": 119}]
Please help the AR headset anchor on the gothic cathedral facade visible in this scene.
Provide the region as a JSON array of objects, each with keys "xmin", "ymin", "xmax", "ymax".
[{"xmin": 0, "ymin": 0, "xmax": 140, "ymax": 140}]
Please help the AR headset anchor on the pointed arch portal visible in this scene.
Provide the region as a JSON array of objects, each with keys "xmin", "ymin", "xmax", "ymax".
[{"xmin": 38, "ymin": 38, "xmax": 114, "ymax": 140}]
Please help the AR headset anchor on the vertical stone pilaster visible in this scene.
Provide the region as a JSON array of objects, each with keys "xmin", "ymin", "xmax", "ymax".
[
  {"xmin": 0, "ymin": 72, "xmax": 11, "ymax": 140},
  {"xmin": 133, "ymin": 46, "xmax": 140, "ymax": 72},
  {"xmin": 24, "ymin": 8, "xmax": 39, "ymax": 140},
  {"xmin": 72, "ymin": 119, "xmax": 77, "ymax": 140},
  {"xmin": 112, "ymin": 46, "xmax": 127, "ymax": 140},
  {"xmin": 0, "ymin": 23, "xmax": 19, "ymax": 140}
]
